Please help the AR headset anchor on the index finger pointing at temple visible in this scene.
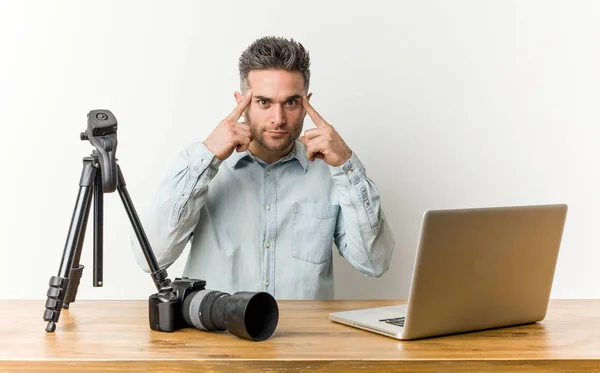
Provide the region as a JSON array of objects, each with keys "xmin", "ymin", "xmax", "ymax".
[
  {"xmin": 302, "ymin": 96, "xmax": 328, "ymax": 128},
  {"xmin": 227, "ymin": 90, "xmax": 253, "ymax": 122}
]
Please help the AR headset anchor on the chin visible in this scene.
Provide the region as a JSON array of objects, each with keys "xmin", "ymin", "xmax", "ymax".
[{"xmin": 263, "ymin": 138, "xmax": 294, "ymax": 152}]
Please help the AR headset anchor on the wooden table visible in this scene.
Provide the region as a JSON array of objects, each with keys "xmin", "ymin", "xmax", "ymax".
[{"xmin": 0, "ymin": 300, "xmax": 599, "ymax": 372}]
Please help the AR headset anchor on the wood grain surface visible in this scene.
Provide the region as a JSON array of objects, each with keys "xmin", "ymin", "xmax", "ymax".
[{"xmin": 1, "ymin": 299, "xmax": 599, "ymax": 372}]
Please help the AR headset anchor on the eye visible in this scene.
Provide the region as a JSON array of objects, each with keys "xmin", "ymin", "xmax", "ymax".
[
  {"xmin": 285, "ymin": 100, "xmax": 297, "ymax": 106},
  {"xmin": 258, "ymin": 99, "xmax": 268, "ymax": 106}
]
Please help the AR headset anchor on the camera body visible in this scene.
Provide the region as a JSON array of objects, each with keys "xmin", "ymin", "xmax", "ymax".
[{"xmin": 148, "ymin": 277, "xmax": 206, "ymax": 332}]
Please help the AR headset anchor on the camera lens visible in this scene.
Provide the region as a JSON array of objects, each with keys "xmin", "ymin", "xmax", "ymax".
[{"xmin": 182, "ymin": 289, "xmax": 279, "ymax": 341}]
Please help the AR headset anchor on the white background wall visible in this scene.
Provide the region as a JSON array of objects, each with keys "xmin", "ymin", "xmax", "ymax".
[{"xmin": 1, "ymin": 0, "xmax": 598, "ymax": 301}]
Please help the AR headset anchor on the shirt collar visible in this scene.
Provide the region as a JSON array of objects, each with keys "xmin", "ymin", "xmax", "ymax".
[{"xmin": 227, "ymin": 140, "xmax": 308, "ymax": 173}]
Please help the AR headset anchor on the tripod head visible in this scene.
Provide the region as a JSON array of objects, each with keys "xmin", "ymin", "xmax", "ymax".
[{"xmin": 80, "ymin": 110, "xmax": 118, "ymax": 193}]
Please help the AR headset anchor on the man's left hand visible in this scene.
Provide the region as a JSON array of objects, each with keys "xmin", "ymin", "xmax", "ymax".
[{"xmin": 300, "ymin": 96, "xmax": 353, "ymax": 167}]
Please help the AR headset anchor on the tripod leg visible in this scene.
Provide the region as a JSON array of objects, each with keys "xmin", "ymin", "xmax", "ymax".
[
  {"xmin": 115, "ymin": 165, "xmax": 171, "ymax": 291},
  {"xmin": 64, "ymin": 157, "xmax": 103, "ymax": 306},
  {"xmin": 93, "ymin": 162, "xmax": 104, "ymax": 287},
  {"xmin": 62, "ymin": 183, "xmax": 92, "ymax": 309},
  {"xmin": 44, "ymin": 159, "xmax": 97, "ymax": 332}
]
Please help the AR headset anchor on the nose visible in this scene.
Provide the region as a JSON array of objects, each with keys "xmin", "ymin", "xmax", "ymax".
[{"xmin": 270, "ymin": 104, "xmax": 285, "ymax": 126}]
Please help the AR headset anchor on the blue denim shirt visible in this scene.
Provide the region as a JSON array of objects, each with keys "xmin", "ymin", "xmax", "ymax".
[{"xmin": 132, "ymin": 140, "xmax": 395, "ymax": 299}]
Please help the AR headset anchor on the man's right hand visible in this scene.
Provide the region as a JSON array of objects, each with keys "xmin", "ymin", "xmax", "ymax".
[{"xmin": 203, "ymin": 90, "xmax": 253, "ymax": 161}]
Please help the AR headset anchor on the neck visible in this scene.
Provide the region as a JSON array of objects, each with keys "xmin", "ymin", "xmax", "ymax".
[{"xmin": 248, "ymin": 141, "xmax": 295, "ymax": 165}]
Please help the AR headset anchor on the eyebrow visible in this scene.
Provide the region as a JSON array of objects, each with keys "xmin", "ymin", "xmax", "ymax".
[{"xmin": 254, "ymin": 94, "xmax": 302, "ymax": 103}]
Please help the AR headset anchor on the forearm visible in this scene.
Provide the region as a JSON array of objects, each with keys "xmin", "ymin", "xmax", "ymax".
[
  {"xmin": 330, "ymin": 152, "xmax": 395, "ymax": 277},
  {"xmin": 131, "ymin": 142, "xmax": 221, "ymax": 272}
]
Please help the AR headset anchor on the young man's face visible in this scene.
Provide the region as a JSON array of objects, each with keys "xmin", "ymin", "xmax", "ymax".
[{"xmin": 240, "ymin": 69, "xmax": 309, "ymax": 153}]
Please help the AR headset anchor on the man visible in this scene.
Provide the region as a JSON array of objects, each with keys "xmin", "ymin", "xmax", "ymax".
[{"xmin": 132, "ymin": 36, "xmax": 395, "ymax": 299}]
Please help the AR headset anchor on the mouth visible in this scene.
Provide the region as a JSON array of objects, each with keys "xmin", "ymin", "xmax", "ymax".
[{"xmin": 265, "ymin": 131, "xmax": 288, "ymax": 136}]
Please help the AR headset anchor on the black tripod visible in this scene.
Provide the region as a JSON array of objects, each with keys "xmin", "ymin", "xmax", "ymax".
[{"xmin": 43, "ymin": 109, "xmax": 172, "ymax": 332}]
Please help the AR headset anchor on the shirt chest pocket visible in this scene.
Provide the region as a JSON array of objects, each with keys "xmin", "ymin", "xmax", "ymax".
[{"xmin": 292, "ymin": 202, "xmax": 340, "ymax": 264}]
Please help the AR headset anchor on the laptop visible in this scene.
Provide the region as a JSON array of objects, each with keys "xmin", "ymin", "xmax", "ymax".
[{"xmin": 329, "ymin": 204, "xmax": 568, "ymax": 340}]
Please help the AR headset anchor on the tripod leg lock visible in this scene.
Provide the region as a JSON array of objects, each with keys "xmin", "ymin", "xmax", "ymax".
[{"xmin": 43, "ymin": 276, "xmax": 70, "ymax": 330}]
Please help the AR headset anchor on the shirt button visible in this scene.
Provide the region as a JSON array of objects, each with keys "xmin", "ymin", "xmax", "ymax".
[
  {"xmin": 346, "ymin": 170, "xmax": 353, "ymax": 175},
  {"xmin": 266, "ymin": 170, "xmax": 271, "ymax": 176},
  {"xmin": 265, "ymin": 243, "xmax": 271, "ymax": 248},
  {"xmin": 265, "ymin": 281, "xmax": 270, "ymax": 287},
  {"xmin": 267, "ymin": 204, "xmax": 271, "ymax": 210},
  {"xmin": 365, "ymin": 202, "xmax": 370, "ymax": 207},
  {"xmin": 201, "ymin": 159, "xmax": 207, "ymax": 164}
]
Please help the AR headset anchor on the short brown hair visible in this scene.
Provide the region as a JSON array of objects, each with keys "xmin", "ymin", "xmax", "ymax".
[{"xmin": 238, "ymin": 36, "xmax": 311, "ymax": 92}]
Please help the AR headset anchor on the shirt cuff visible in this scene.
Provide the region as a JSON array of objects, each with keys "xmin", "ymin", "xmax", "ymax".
[
  {"xmin": 329, "ymin": 151, "xmax": 366, "ymax": 187},
  {"xmin": 181, "ymin": 142, "xmax": 223, "ymax": 176}
]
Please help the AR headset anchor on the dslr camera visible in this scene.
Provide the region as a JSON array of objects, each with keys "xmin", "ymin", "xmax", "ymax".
[{"xmin": 149, "ymin": 277, "xmax": 279, "ymax": 341}]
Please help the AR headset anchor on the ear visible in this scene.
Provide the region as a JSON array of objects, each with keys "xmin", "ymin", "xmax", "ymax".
[{"xmin": 234, "ymin": 91, "xmax": 244, "ymax": 105}]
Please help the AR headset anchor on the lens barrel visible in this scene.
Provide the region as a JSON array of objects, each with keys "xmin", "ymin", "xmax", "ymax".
[{"xmin": 183, "ymin": 289, "xmax": 279, "ymax": 341}]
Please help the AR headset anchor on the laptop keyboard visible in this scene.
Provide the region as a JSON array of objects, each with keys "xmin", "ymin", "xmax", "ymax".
[{"xmin": 379, "ymin": 317, "xmax": 405, "ymax": 327}]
